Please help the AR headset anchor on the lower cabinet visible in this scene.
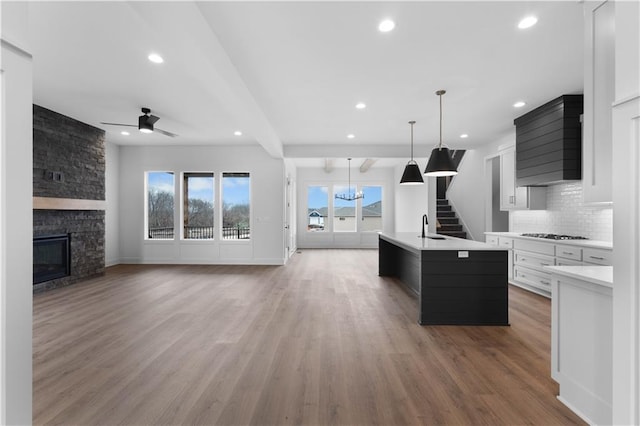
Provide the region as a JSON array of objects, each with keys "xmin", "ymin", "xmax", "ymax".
[
  {"xmin": 485, "ymin": 233, "xmax": 613, "ymax": 298},
  {"xmin": 550, "ymin": 269, "xmax": 613, "ymax": 425}
]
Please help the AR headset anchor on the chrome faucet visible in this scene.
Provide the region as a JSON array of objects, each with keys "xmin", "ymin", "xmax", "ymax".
[{"xmin": 422, "ymin": 214, "xmax": 428, "ymax": 238}]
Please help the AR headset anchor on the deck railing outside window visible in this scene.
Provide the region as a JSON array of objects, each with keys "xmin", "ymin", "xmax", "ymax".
[{"xmin": 148, "ymin": 226, "xmax": 250, "ymax": 240}]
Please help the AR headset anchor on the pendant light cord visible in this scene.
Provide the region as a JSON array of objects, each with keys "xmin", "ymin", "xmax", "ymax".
[
  {"xmin": 409, "ymin": 121, "xmax": 416, "ymax": 161},
  {"xmin": 436, "ymin": 89, "xmax": 446, "ymax": 150}
]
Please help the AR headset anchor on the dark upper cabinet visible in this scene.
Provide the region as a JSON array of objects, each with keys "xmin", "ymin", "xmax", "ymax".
[{"xmin": 514, "ymin": 94, "xmax": 583, "ymax": 186}]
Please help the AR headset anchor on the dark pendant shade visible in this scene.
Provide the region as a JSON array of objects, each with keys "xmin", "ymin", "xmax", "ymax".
[
  {"xmin": 424, "ymin": 147, "xmax": 458, "ymax": 177},
  {"xmin": 400, "ymin": 161, "xmax": 424, "ymax": 184}
]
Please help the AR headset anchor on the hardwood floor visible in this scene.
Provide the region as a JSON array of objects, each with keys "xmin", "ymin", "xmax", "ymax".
[{"xmin": 33, "ymin": 249, "xmax": 584, "ymax": 425}]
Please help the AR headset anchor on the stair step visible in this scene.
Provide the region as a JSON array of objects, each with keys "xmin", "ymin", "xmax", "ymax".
[
  {"xmin": 438, "ymin": 230, "xmax": 467, "ymax": 239},
  {"xmin": 437, "ymin": 205, "xmax": 452, "ymax": 212},
  {"xmin": 437, "ymin": 217, "xmax": 459, "ymax": 225},
  {"xmin": 437, "ymin": 211, "xmax": 456, "ymax": 218},
  {"xmin": 436, "ymin": 199, "xmax": 449, "ymax": 205},
  {"xmin": 438, "ymin": 224, "xmax": 462, "ymax": 232}
]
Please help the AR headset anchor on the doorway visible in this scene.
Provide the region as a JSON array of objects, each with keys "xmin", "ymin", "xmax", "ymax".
[{"xmin": 486, "ymin": 155, "xmax": 509, "ymax": 232}]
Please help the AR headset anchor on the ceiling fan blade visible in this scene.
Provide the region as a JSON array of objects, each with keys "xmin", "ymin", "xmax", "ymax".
[
  {"xmin": 100, "ymin": 122, "xmax": 137, "ymax": 127},
  {"xmin": 155, "ymin": 128, "xmax": 178, "ymax": 138},
  {"xmin": 147, "ymin": 115, "xmax": 160, "ymax": 125}
]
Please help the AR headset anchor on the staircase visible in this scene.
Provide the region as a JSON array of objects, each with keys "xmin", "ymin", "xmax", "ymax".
[{"xmin": 436, "ymin": 199, "xmax": 467, "ymax": 239}]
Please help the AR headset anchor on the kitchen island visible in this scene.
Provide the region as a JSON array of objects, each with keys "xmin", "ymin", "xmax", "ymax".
[{"xmin": 379, "ymin": 232, "xmax": 509, "ymax": 325}]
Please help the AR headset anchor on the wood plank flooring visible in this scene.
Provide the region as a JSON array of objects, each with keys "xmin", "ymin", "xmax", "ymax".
[{"xmin": 33, "ymin": 249, "xmax": 584, "ymax": 425}]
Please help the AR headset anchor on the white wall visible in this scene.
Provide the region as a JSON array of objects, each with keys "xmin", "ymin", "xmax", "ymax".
[
  {"xmin": 612, "ymin": 1, "xmax": 640, "ymax": 423},
  {"xmin": 0, "ymin": 2, "xmax": 33, "ymax": 423},
  {"xmin": 118, "ymin": 145, "xmax": 285, "ymax": 265},
  {"xmin": 105, "ymin": 141, "xmax": 120, "ymax": 266},
  {"xmin": 296, "ymin": 166, "xmax": 394, "ymax": 248},
  {"xmin": 393, "ymin": 163, "xmax": 433, "ymax": 234},
  {"xmin": 447, "ymin": 135, "xmax": 509, "ymax": 241}
]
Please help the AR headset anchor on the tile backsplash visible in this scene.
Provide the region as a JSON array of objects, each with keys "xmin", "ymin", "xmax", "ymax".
[{"xmin": 510, "ymin": 182, "xmax": 613, "ymax": 242}]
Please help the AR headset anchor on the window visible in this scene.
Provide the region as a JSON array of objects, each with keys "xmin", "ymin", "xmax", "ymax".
[
  {"xmin": 146, "ymin": 171, "xmax": 175, "ymax": 239},
  {"xmin": 222, "ymin": 172, "xmax": 250, "ymax": 239},
  {"xmin": 307, "ymin": 186, "xmax": 328, "ymax": 231},
  {"xmin": 183, "ymin": 172, "xmax": 214, "ymax": 239},
  {"xmin": 361, "ymin": 186, "xmax": 382, "ymax": 231},
  {"xmin": 333, "ymin": 184, "xmax": 356, "ymax": 232}
]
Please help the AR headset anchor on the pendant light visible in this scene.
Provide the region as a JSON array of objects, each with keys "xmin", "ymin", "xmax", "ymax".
[
  {"xmin": 424, "ymin": 90, "xmax": 458, "ymax": 177},
  {"xmin": 400, "ymin": 121, "xmax": 424, "ymax": 185},
  {"xmin": 335, "ymin": 158, "xmax": 364, "ymax": 201}
]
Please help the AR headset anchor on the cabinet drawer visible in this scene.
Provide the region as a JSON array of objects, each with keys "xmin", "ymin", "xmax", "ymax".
[
  {"xmin": 514, "ymin": 266, "xmax": 552, "ymax": 291},
  {"xmin": 583, "ymin": 247, "xmax": 613, "ymax": 265},
  {"xmin": 514, "ymin": 250, "xmax": 554, "ymax": 270},
  {"xmin": 486, "ymin": 235, "xmax": 499, "ymax": 246},
  {"xmin": 556, "ymin": 258, "xmax": 584, "ymax": 266},
  {"xmin": 555, "ymin": 244, "xmax": 582, "ymax": 261},
  {"xmin": 514, "ymin": 239, "xmax": 555, "ymax": 256},
  {"xmin": 498, "ymin": 237, "xmax": 513, "ymax": 249}
]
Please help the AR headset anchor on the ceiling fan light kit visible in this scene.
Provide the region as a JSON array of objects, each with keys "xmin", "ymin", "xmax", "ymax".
[
  {"xmin": 400, "ymin": 120, "xmax": 425, "ymax": 185},
  {"xmin": 424, "ymin": 90, "xmax": 458, "ymax": 177}
]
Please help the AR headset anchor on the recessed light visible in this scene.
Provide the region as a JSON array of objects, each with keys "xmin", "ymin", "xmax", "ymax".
[
  {"xmin": 121, "ymin": 131, "xmax": 130, "ymax": 136},
  {"xmin": 460, "ymin": 134, "xmax": 468, "ymax": 139},
  {"xmin": 347, "ymin": 134, "xmax": 355, "ymax": 139},
  {"xmin": 378, "ymin": 19, "xmax": 395, "ymax": 33},
  {"xmin": 518, "ymin": 16, "xmax": 538, "ymax": 29},
  {"xmin": 513, "ymin": 101, "xmax": 526, "ymax": 108},
  {"xmin": 355, "ymin": 102, "xmax": 366, "ymax": 109},
  {"xmin": 148, "ymin": 53, "xmax": 164, "ymax": 64},
  {"xmin": 234, "ymin": 131, "xmax": 242, "ymax": 136}
]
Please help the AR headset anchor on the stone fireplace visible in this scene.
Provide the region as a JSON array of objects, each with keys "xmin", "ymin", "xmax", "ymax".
[{"xmin": 33, "ymin": 105, "xmax": 106, "ymax": 292}]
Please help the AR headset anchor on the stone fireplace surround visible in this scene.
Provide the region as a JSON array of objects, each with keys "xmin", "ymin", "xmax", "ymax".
[{"xmin": 33, "ymin": 105, "xmax": 106, "ymax": 293}]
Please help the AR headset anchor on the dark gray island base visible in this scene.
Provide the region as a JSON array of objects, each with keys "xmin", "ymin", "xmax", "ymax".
[{"xmin": 378, "ymin": 233, "xmax": 509, "ymax": 326}]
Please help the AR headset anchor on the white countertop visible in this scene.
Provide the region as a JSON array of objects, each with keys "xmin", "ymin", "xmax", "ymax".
[
  {"xmin": 485, "ymin": 232, "xmax": 613, "ymax": 250},
  {"xmin": 380, "ymin": 232, "xmax": 507, "ymax": 252},
  {"xmin": 544, "ymin": 265, "xmax": 613, "ymax": 288}
]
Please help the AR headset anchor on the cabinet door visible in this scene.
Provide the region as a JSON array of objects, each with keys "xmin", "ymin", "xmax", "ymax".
[
  {"xmin": 499, "ymin": 147, "xmax": 546, "ymax": 210},
  {"xmin": 500, "ymin": 148, "xmax": 516, "ymax": 210},
  {"xmin": 583, "ymin": 0, "xmax": 614, "ymax": 204}
]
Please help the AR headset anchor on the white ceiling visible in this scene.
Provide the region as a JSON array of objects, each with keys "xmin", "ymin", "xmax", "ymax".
[{"xmin": 28, "ymin": 1, "xmax": 584, "ymax": 168}]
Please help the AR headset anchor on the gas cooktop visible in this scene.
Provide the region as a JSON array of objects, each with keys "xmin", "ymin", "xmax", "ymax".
[{"xmin": 520, "ymin": 233, "xmax": 588, "ymax": 240}]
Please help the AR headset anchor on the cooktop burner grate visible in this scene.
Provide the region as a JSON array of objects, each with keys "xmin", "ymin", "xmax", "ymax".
[{"xmin": 520, "ymin": 233, "xmax": 588, "ymax": 240}]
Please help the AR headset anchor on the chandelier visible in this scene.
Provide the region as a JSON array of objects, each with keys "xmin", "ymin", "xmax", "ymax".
[{"xmin": 335, "ymin": 158, "xmax": 364, "ymax": 201}]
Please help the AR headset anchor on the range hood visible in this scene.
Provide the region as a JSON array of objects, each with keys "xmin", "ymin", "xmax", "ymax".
[{"xmin": 514, "ymin": 94, "xmax": 583, "ymax": 186}]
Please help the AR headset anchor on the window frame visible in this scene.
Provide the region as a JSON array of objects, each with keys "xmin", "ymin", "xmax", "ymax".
[
  {"xmin": 221, "ymin": 171, "xmax": 252, "ymax": 242},
  {"xmin": 145, "ymin": 170, "xmax": 176, "ymax": 241},
  {"xmin": 181, "ymin": 171, "xmax": 215, "ymax": 241}
]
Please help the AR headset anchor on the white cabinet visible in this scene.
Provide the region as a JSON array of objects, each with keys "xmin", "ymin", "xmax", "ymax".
[
  {"xmin": 550, "ymin": 267, "xmax": 613, "ymax": 425},
  {"xmin": 485, "ymin": 233, "xmax": 614, "ymax": 298},
  {"xmin": 583, "ymin": 0, "xmax": 615, "ymax": 204},
  {"xmin": 499, "ymin": 146, "xmax": 546, "ymax": 211},
  {"xmin": 513, "ymin": 239, "xmax": 555, "ymax": 296}
]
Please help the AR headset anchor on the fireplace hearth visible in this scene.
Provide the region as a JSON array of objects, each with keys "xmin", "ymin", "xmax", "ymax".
[{"xmin": 33, "ymin": 234, "xmax": 70, "ymax": 284}]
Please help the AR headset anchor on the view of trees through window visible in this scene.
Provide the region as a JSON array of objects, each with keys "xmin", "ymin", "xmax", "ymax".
[
  {"xmin": 147, "ymin": 171, "xmax": 175, "ymax": 239},
  {"xmin": 183, "ymin": 172, "xmax": 214, "ymax": 239},
  {"xmin": 307, "ymin": 186, "xmax": 328, "ymax": 231},
  {"xmin": 222, "ymin": 172, "xmax": 251, "ymax": 239}
]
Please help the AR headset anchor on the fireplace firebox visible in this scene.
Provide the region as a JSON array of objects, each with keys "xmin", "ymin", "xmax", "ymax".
[{"xmin": 33, "ymin": 234, "xmax": 71, "ymax": 284}]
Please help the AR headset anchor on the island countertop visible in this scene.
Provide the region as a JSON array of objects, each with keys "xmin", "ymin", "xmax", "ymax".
[{"xmin": 379, "ymin": 231, "xmax": 507, "ymax": 252}]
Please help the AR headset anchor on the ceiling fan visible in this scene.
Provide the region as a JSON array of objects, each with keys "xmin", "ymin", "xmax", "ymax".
[{"xmin": 100, "ymin": 107, "xmax": 178, "ymax": 137}]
